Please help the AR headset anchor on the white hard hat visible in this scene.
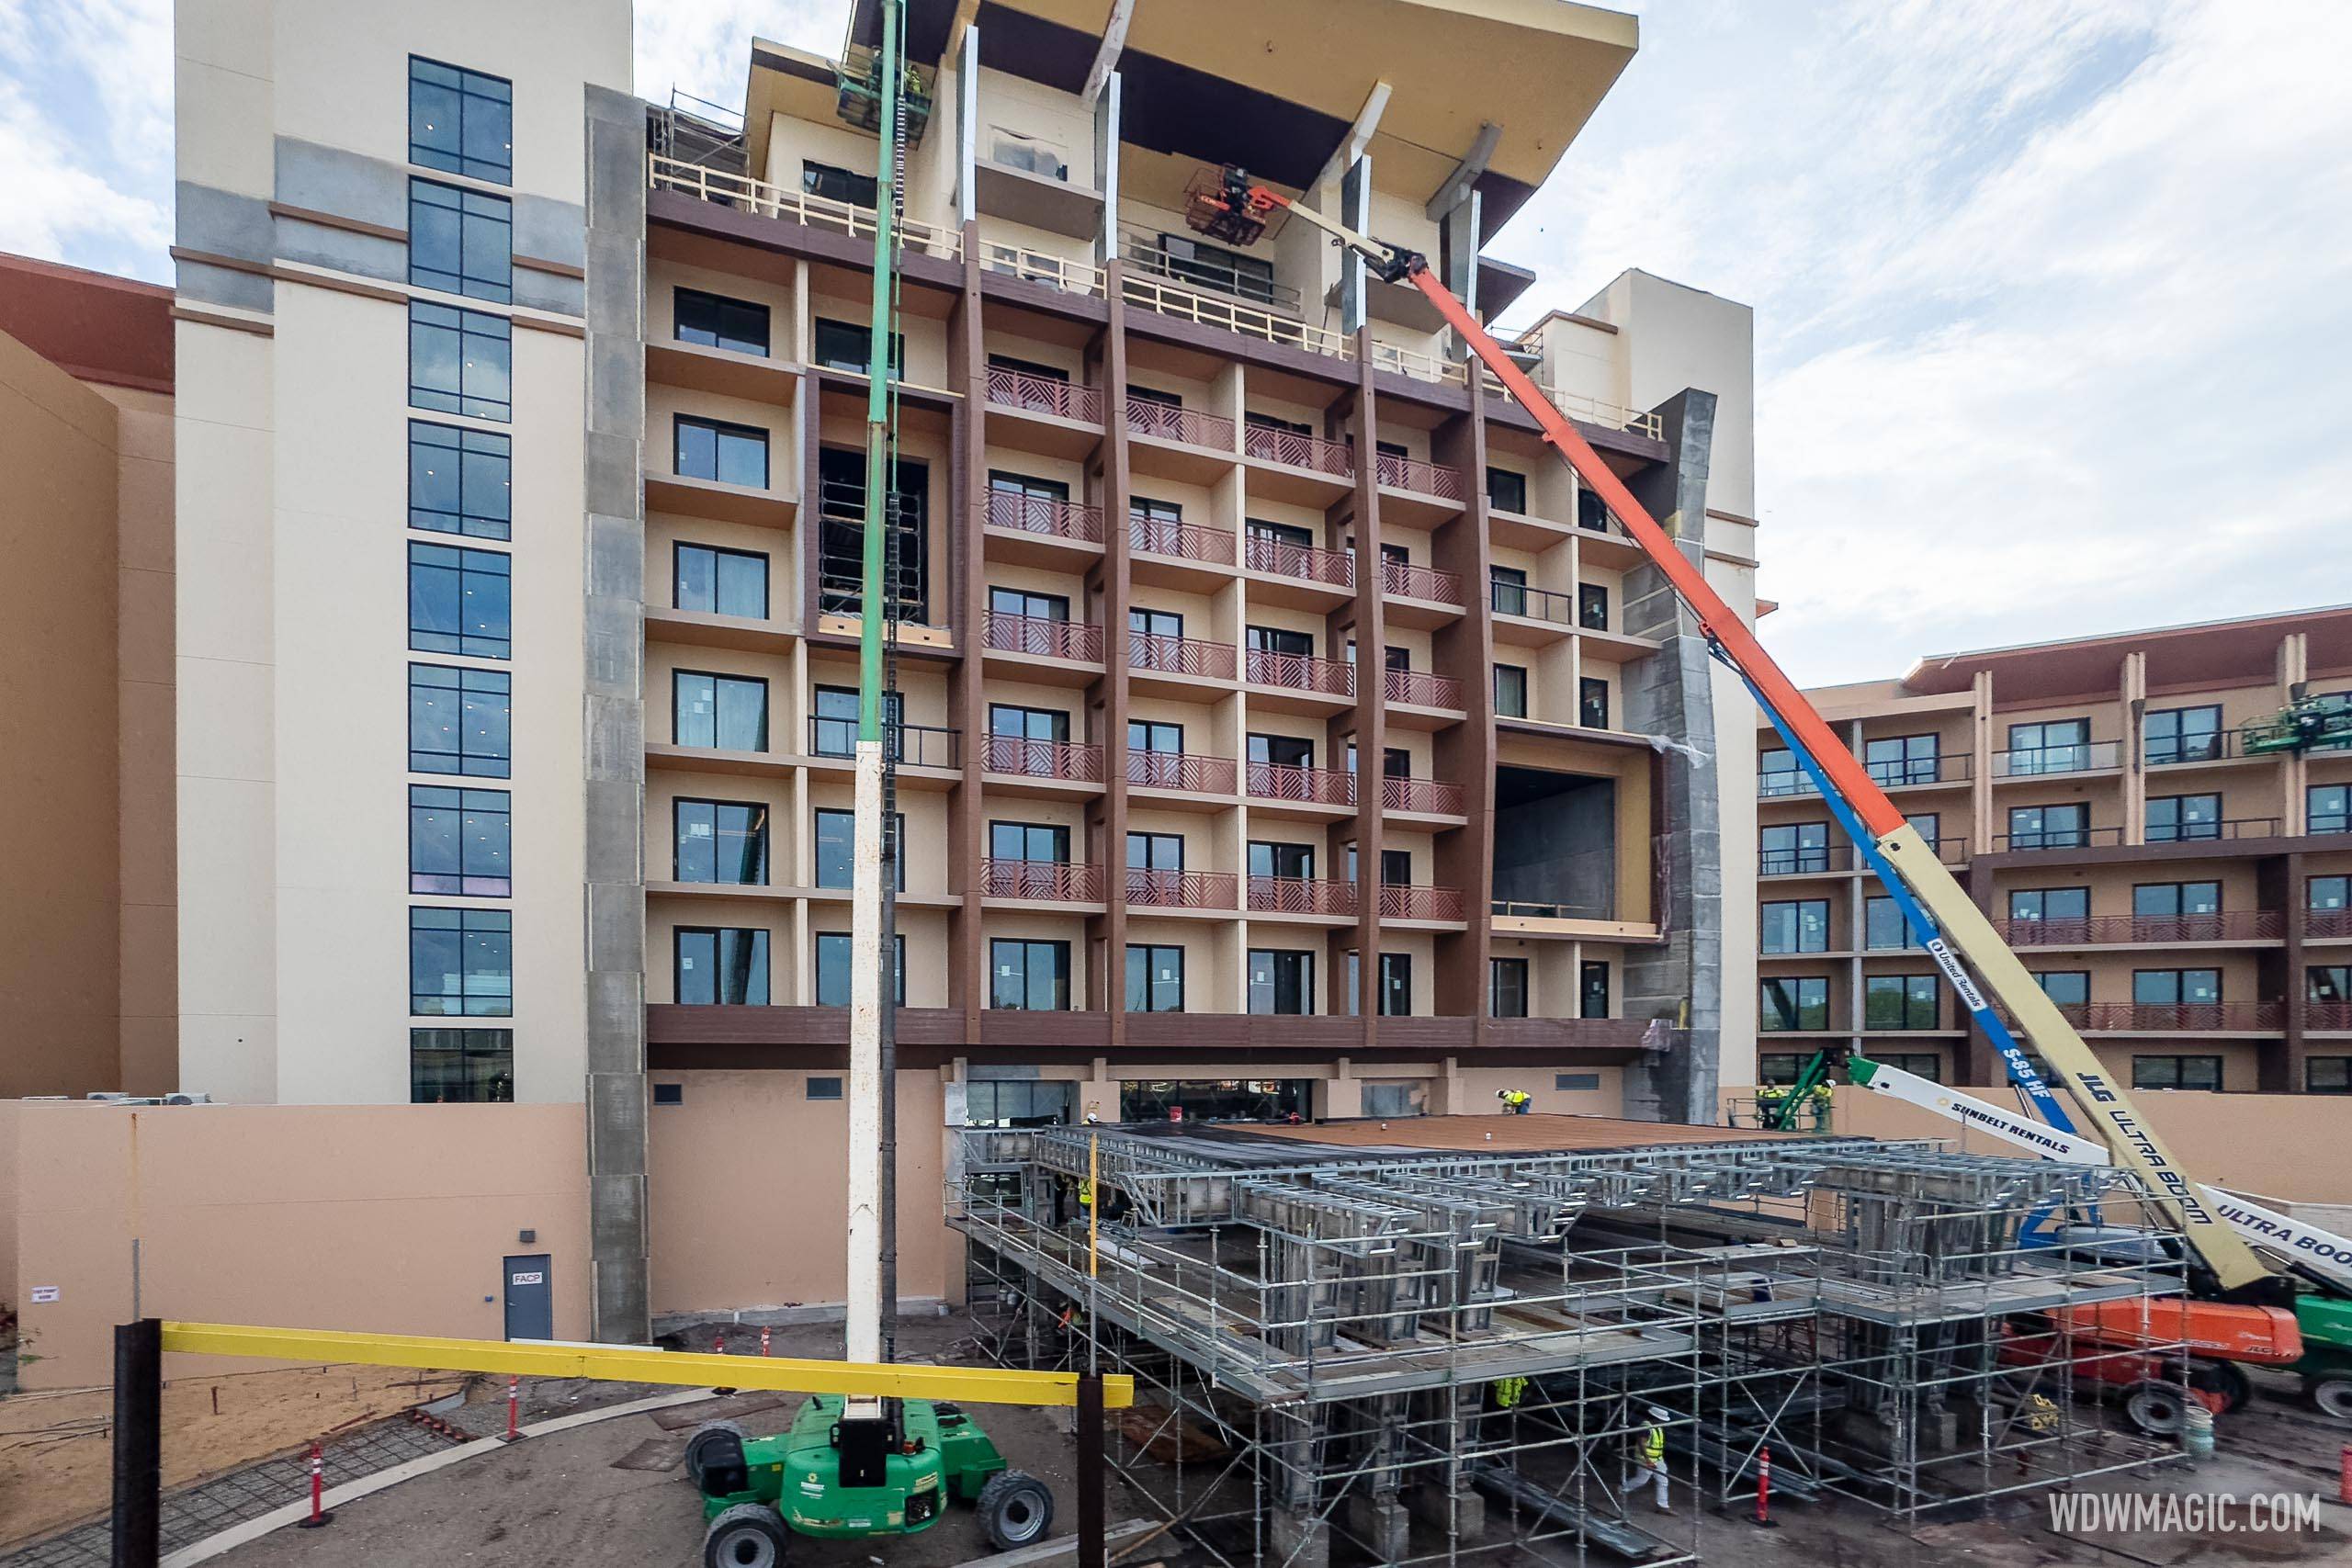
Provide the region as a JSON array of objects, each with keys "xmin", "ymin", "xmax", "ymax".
[{"xmin": 1646, "ymin": 1406, "xmax": 1670, "ymax": 1423}]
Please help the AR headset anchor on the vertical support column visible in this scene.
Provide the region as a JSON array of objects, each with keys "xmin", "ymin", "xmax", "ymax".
[
  {"xmin": 2120, "ymin": 650, "xmax": 2147, "ymax": 846},
  {"xmin": 1618, "ymin": 389, "xmax": 1722, "ymax": 1123},
  {"xmin": 2268, "ymin": 848, "xmax": 2302, "ymax": 1093},
  {"xmin": 580, "ymin": 83, "xmax": 651, "ymax": 1346},
  {"xmin": 954, "ymin": 24, "xmax": 979, "ymax": 229},
  {"xmin": 2279, "ymin": 631, "xmax": 2310, "ymax": 834},
  {"xmin": 1099, "ymin": 254, "xmax": 1134, "ymax": 1043},
  {"xmin": 1436, "ymin": 193, "xmax": 1481, "ymax": 362},
  {"xmin": 1346, "ymin": 336, "xmax": 1386, "ymax": 1030},
  {"xmin": 1429, "ymin": 406, "xmax": 1495, "ymax": 1029},
  {"xmin": 951, "ymin": 196, "xmax": 988, "ymax": 1033},
  {"xmin": 1077, "ymin": 1372, "xmax": 1106, "ymax": 1568},
  {"xmin": 1093, "ymin": 74, "xmax": 1122, "ymax": 274},
  {"xmin": 1339, "ymin": 157, "xmax": 1370, "ymax": 336},
  {"xmin": 111, "ymin": 1318, "xmax": 162, "ymax": 1568}
]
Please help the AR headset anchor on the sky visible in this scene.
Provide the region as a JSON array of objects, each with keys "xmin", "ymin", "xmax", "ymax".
[{"xmin": 4, "ymin": 0, "xmax": 2346, "ymax": 686}]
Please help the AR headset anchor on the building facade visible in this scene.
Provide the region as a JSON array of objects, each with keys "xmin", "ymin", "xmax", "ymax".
[
  {"xmin": 1757, "ymin": 607, "xmax": 2352, "ymax": 1094},
  {"xmin": 160, "ymin": 0, "xmax": 1758, "ymax": 1336}
]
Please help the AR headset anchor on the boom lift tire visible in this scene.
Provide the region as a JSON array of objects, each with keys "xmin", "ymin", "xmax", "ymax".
[
  {"xmin": 704, "ymin": 1502, "xmax": 791, "ymax": 1568},
  {"xmin": 2309, "ymin": 1375, "xmax": 2352, "ymax": 1423},
  {"xmin": 2191, "ymin": 1359, "xmax": 2252, "ymax": 1415},
  {"xmin": 978, "ymin": 1470, "xmax": 1055, "ymax": 1550},
  {"xmin": 2120, "ymin": 1381, "xmax": 2192, "ymax": 1437},
  {"xmin": 685, "ymin": 1419, "xmax": 750, "ymax": 1488}
]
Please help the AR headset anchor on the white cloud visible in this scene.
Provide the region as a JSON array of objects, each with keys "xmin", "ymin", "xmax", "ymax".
[
  {"xmin": 635, "ymin": 1, "xmax": 845, "ymax": 109},
  {"xmin": 0, "ymin": 0, "xmax": 173, "ymax": 278}
]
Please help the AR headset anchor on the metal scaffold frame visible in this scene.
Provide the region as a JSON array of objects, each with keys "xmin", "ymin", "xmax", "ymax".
[{"xmin": 946, "ymin": 1125, "xmax": 2189, "ymax": 1567}]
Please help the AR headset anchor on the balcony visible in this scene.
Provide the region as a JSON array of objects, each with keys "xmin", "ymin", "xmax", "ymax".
[
  {"xmin": 1382, "ymin": 774, "xmax": 1467, "ymax": 817},
  {"xmin": 1758, "ymin": 768, "xmax": 1823, "ymax": 800},
  {"xmin": 1991, "ymin": 827, "xmax": 2125, "ymax": 853},
  {"xmin": 1243, "ymin": 421, "xmax": 1352, "ymax": 478},
  {"xmin": 983, "ymin": 736, "xmax": 1102, "ymax": 783},
  {"xmin": 984, "ymin": 488, "xmax": 1103, "ymax": 552},
  {"xmin": 1248, "ymin": 649, "xmax": 1355, "ymax": 699},
  {"xmin": 1865, "ymin": 754, "xmax": 1972, "ymax": 787},
  {"xmin": 648, "ymin": 152, "xmax": 964, "ymax": 260},
  {"xmin": 1381, "ymin": 558, "xmax": 1468, "ymax": 608},
  {"xmin": 2312, "ymin": 1002, "xmax": 2352, "ymax": 1032},
  {"xmin": 981, "ymin": 859, "xmax": 1105, "ymax": 901},
  {"xmin": 2311, "ymin": 909, "xmax": 2352, "ymax": 939},
  {"xmin": 1244, "ymin": 533, "xmax": 1354, "ymax": 592},
  {"xmin": 1995, "ymin": 911, "xmax": 2287, "ymax": 946},
  {"xmin": 1129, "ymin": 628, "xmax": 1237, "ymax": 682},
  {"xmin": 2145, "ymin": 731, "xmax": 2242, "ymax": 767},
  {"xmin": 1994, "ymin": 740, "xmax": 2122, "ymax": 778},
  {"xmin": 2144, "ymin": 817, "xmax": 2281, "ymax": 844},
  {"xmin": 1374, "ymin": 450, "xmax": 1468, "ymax": 503},
  {"xmin": 1489, "ymin": 581, "xmax": 1584, "ymax": 627},
  {"xmin": 1127, "ymin": 749, "xmax": 1238, "ymax": 795},
  {"xmin": 1125, "ymin": 398, "xmax": 1236, "ymax": 453},
  {"xmin": 985, "ymin": 610, "xmax": 1104, "ymax": 664},
  {"xmin": 1379, "ymin": 883, "xmax": 1467, "ymax": 922},
  {"xmin": 1385, "ymin": 667, "xmax": 1465, "ymax": 710},
  {"xmin": 1129, "ymin": 512, "xmax": 1236, "ymax": 569},
  {"xmin": 1760, "ymin": 846, "xmax": 1856, "ymax": 876},
  {"xmin": 2076, "ymin": 1001, "xmax": 2283, "ymax": 1032},
  {"xmin": 1125, "ymin": 867, "xmax": 1240, "ymax": 910},
  {"xmin": 807, "ymin": 717, "xmax": 960, "ymax": 770},
  {"xmin": 977, "ymin": 240, "xmax": 1105, "ymax": 299},
  {"xmin": 1247, "ymin": 761, "xmax": 1355, "ymax": 807},
  {"xmin": 1248, "ymin": 875, "xmax": 1358, "ymax": 917},
  {"xmin": 985, "ymin": 363, "xmax": 1102, "ymax": 424}
]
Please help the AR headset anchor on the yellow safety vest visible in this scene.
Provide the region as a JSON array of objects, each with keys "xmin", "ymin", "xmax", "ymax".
[
  {"xmin": 1642, "ymin": 1427, "xmax": 1665, "ymax": 1463},
  {"xmin": 1493, "ymin": 1377, "xmax": 1529, "ymax": 1408},
  {"xmin": 1077, "ymin": 1179, "xmax": 1093, "ymax": 1208}
]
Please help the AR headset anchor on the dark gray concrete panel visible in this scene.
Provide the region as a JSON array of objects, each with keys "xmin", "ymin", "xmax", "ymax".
[
  {"xmin": 276, "ymin": 138, "xmax": 408, "ymax": 229},
  {"xmin": 271, "ymin": 214, "xmax": 404, "ymax": 287},
  {"xmin": 174, "ymin": 256, "xmax": 273, "ymax": 313},
  {"xmin": 176, "ymin": 180, "xmax": 274, "ymax": 261}
]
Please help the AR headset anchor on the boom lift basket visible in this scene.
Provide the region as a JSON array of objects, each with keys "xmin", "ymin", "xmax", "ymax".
[
  {"xmin": 1183, "ymin": 165, "xmax": 1287, "ymax": 248},
  {"xmin": 836, "ymin": 43, "xmax": 934, "ymax": 143}
]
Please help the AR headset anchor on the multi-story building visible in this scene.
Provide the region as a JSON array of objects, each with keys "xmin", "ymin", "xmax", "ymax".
[
  {"xmin": 1756, "ymin": 606, "xmax": 2352, "ymax": 1094},
  {"xmin": 163, "ymin": 0, "xmax": 1758, "ymax": 1337}
]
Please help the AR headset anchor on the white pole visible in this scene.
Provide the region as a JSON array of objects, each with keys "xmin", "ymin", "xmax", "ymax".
[{"xmin": 843, "ymin": 738, "xmax": 887, "ymax": 1414}]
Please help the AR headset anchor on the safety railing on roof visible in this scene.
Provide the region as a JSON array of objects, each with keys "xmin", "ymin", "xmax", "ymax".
[{"xmin": 648, "ymin": 152, "xmax": 964, "ymax": 260}]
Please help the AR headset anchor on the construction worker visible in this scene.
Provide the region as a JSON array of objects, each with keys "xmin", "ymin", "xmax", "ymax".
[
  {"xmin": 1622, "ymin": 1405, "xmax": 1671, "ymax": 1513},
  {"xmin": 1491, "ymin": 1376, "xmax": 1529, "ymax": 1411},
  {"xmin": 1807, "ymin": 1079, "xmax": 1835, "ymax": 1130},
  {"xmin": 1754, "ymin": 1081, "xmax": 1788, "ymax": 1127},
  {"xmin": 1497, "ymin": 1088, "xmax": 1532, "ymax": 1115}
]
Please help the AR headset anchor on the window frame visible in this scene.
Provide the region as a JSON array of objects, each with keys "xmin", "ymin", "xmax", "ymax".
[
  {"xmin": 408, "ymin": 784, "xmax": 511, "ymax": 897},
  {"xmin": 815, "ymin": 931, "xmax": 906, "ymax": 1006},
  {"xmin": 409, "ymin": 1026, "xmax": 514, "ymax": 1102},
  {"xmin": 408, "ymin": 662, "xmax": 511, "ymax": 777},
  {"xmin": 408, "ymin": 421, "xmax": 512, "ymax": 539},
  {"xmin": 1760, "ymin": 976, "xmax": 1830, "ymax": 1032},
  {"xmin": 408, "ymin": 301, "xmax": 511, "ymax": 422},
  {"xmin": 673, "ymin": 542, "xmax": 769, "ymax": 619},
  {"xmin": 1494, "ymin": 663, "xmax": 1529, "ymax": 718},
  {"xmin": 408, "ymin": 55, "xmax": 513, "ymax": 184},
  {"xmin": 673, "ymin": 287, "xmax": 771, "ymax": 356},
  {"xmin": 674, "ymin": 926, "xmax": 773, "ymax": 1006},
  {"xmin": 408, "ymin": 176, "xmax": 512, "ymax": 302},
  {"xmin": 673, "ymin": 798, "xmax": 771, "ymax": 886},
  {"xmin": 1125, "ymin": 943, "xmax": 1187, "ymax": 1013},
  {"xmin": 1488, "ymin": 956, "xmax": 1530, "ymax": 1019},
  {"xmin": 674, "ymin": 414, "xmax": 771, "ymax": 490},
  {"xmin": 407, "ymin": 540, "xmax": 512, "ymax": 660},
  {"xmin": 2132, "ymin": 1055, "xmax": 2223, "ymax": 1091},
  {"xmin": 989, "ymin": 938, "xmax": 1072, "ymax": 1011},
  {"xmin": 409, "ymin": 906, "xmax": 513, "ymax": 1017}
]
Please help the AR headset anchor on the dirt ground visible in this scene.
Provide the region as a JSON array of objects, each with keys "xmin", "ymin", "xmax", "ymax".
[
  {"xmin": 94, "ymin": 1322, "xmax": 2352, "ymax": 1568},
  {"xmin": 0, "ymin": 1364, "xmax": 466, "ymax": 1549}
]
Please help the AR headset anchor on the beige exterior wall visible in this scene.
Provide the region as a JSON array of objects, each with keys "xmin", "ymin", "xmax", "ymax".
[{"xmin": 0, "ymin": 1100, "xmax": 592, "ymax": 1389}]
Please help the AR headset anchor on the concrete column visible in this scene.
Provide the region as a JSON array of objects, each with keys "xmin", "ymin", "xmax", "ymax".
[
  {"xmin": 2121, "ymin": 651, "xmax": 2148, "ymax": 846},
  {"xmin": 1970, "ymin": 671, "xmax": 1995, "ymax": 851}
]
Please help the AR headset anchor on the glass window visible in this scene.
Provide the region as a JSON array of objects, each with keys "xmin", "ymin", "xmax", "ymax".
[
  {"xmin": 2312, "ymin": 784, "xmax": 2349, "ymax": 834},
  {"xmin": 2308, "ymin": 1057, "xmax": 2352, "ymax": 1095},
  {"xmin": 409, "ymin": 56, "xmax": 512, "ymax": 183},
  {"xmin": 1488, "ymin": 567, "xmax": 1529, "ymax": 617},
  {"xmin": 2310, "ymin": 965, "xmax": 2351, "ymax": 1003},
  {"xmin": 1760, "ymin": 976, "xmax": 1828, "ymax": 1032},
  {"xmin": 1245, "ymin": 624, "xmax": 1313, "ymax": 659},
  {"xmin": 2133, "ymin": 1055, "xmax": 2222, "ymax": 1091},
  {"xmin": 1575, "ymin": 486, "xmax": 1611, "ymax": 534},
  {"xmin": 1485, "ymin": 467, "xmax": 1528, "ymax": 513},
  {"xmin": 673, "ymin": 288, "xmax": 770, "ymax": 355},
  {"xmin": 674, "ymin": 799, "xmax": 769, "ymax": 886},
  {"xmin": 1761, "ymin": 899, "xmax": 1831, "ymax": 953},
  {"xmin": 1495, "ymin": 664, "xmax": 1529, "ymax": 718},
  {"xmin": 1577, "ymin": 583, "xmax": 1610, "ymax": 631},
  {"xmin": 1579, "ymin": 677, "xmax": 1610, "ymax": 729},
  {"xmin": 410, "ymin": 1028, "xmax": 513, "ymax": 1102},
  {"xmin": 1129, "ymin": 720, "xmax": 1183, "ymax": 756},
  {"xmin": 410, "ymin": 302, "xmax": 510, "ymax": 421},
  {"xmin": 2145, "ymin": 704, "xmax": 2222, "ymax": 765},
  {"xmin": 811, "ymin": 685, "xmax": 902, "ymax": 760},
  {"xmin": 1247, "ymin": 732, "xmax": 1313, "ymax": 769},
  {"xmin": 675, "ymin": 927, "xmax": 770, "ymax": 1005},
  {"xmin": 2006, "ymin": 718, "xmax": 2093, "ymax": 774},
  {"xmin": 1125, "ymin": 944, "xmax": 1185, "ymax": 1012},
  {"xmin": 2146, "ymin": 793, "xmax": 2222, "ymax": 842},
  {"xmin": 964, "ymin": 1078, "xmax": 1076, "ymax": 1128},
  {"xmin": 1248, "ymin": 841, "xmax": 1315, "ymax": 880},
  {"xmin": 808, "ymin": 1076, "xmax": 845, "ymax": 1100},
  {"xmin": 1580, "ymin": 960, "xmax": 1611, "ymax": 1020},
  {"xmin": 2007, "ymin": 803, "xmax": 2088, "ymax": 850},
  {"xmin": 1126, "ymin": 831, "xmax": 1183, "ymax": 871},
  {"xmin": 990, "ymin": 820, "xmax": 1069, "ymax": 863},
  {"xmin": 812, "ymin": 317, "xmax": 902, "ymax": 374},
  {"xmin": 2313, "ymin": 875, "xmax": 2350, "ymax": 911},
  {"xmin": 1489, "ymin": 957, "xmax": 1529, "ymax": 1018},
  {"xmin": 991, "ymin": 939, "xmax": 1070, "ymax": 1010},
  {"xmin": 409, "ymin": 178, "xmax": 511, "ymax": 302},
  {"xmin": 1379, "ymin": 953, "xmax": 1412, "ymax": 1017},
  {"xmin": 409, "ymin": 664, "xmax": 510, "ymax": 776},
  {"xmin": 2133, "ymin": 881, "xmax": 2221, "ymax": 918},
  {"xmin": 675, "ymin": 416, "xmax": 769, "ymax": 489},
  {"xmin": 1881, "ymin": 1054, "xmax": 1944, "ymax": 1083},
  {"xmin": 2132, "ymin": 968, "xmax": 2221, "ymax": 1005},
  {"xmin": 409, "ymin": 422, "xmax": 511, "ymax": 539},
  {"xmin": 675, "ymin": 543, "xmax": 768, "ymax": 619},
  {"xmin": 409, "ymin": 784, "xmax": 510, "ymax": 897},
  {"xmin": 673, "ymin": 671, "xmax": 768, "ymax": 751},
  {"xmin": 815, "ymin": 932, "xmax": 905, "ymax": 1006},
  {"xmin": 2008, "ymin": 886, "xmax": 2089, "ymax": 922},
  {"xmin": 1758, "ymin": 750, "xmax": 1806, "ymax": 796},
  {"xmin": 1865, "ymin": 896, "xmax": 1924, "ymax": 950},
  {"xmin": 1863, "ymin": 734, "xmax": 1939, "ymax": 787},
  {"xmin": 992, "ymin": 586, "xmax": 1072, "ymax": 623},
  {"xmin": 1758, "ymin": 1053, "xmax": 1804, "ymax": 1085},
  {"xmin": 814, "ymin": 807, "xmax": 904, "ymax": 890},
  {"xmin": 410, "ymin": 907, "xmax": 511, "ymax": 1015},
  {"xmin": 2034, "ymin": 971, "xmax": 2090, "ymax": 1007},
  {"xmin": 408, "ymin": 542, "xmax": 510, "ymax": 659},
  {"xmin": 1760, "ymin": 822, "xmax": 1831, "ymax": 875},
  {"xmin": 803, "ymin": 160, "xmax": 878, "ymax": 207},
  {"xmin": 1864, "ymin": 974, "xmax": 1939, "ymax": 1031},
  {"xmin": 1248, "ymin": 949, "xmax": 1316, "ymax": 1015}
]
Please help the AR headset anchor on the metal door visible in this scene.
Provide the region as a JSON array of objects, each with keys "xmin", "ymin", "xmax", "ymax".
[{"xmin": 502, "ymin": 1254, "xmax": 552, "ymax": 1341}]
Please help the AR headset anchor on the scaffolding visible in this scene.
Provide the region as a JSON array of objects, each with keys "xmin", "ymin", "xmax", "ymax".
[{"xmin": 951, "ymin": 1122, "xmax": 2188, "ymax": 1568}]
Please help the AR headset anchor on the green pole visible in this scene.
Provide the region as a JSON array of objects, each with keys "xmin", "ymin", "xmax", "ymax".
[{"xmin": 858, "ymin": 0, "xmax": 901, "ymax": 741}]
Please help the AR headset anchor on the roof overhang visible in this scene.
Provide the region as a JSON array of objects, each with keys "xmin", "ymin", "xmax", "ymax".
[{"xmin": 1900, "ymin": 604, "xmax": 2352, "ymax": 701}]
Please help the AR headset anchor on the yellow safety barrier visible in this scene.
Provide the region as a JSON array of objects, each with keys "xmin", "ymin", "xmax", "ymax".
[{"xmin": 161, "ymin": 1322, "xmax": 1134, "ymax": 1409}]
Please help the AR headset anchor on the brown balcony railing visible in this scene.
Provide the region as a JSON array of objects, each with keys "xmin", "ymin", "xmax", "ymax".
[
  {"xmin": 1374, "ymin": 450, "xmax": 1468, "ymax": 502},
  {"xmin": 1382, "ymin": 774, "xmax": 1466, "ymax": 816},
  {"xmin": 1996, "ymin": 911, "xmax": 2286, "ymax": 946},
  {"xmin": 1125, "ymin": 867, "xmax": 1240, "ymax": 909},
  {"xmin": 2310, "ymin": 1001, "xmax": 2352, "ymax": 1032},
  {"xmin": 1247, "ymin": 761, "xmax": 1355, "ymax": 807},
  {"xmin": 1245, "ymin": 533, "xmax": 1354, "ymax": 587},
  {"xmin": 985, "ymin": 611, "xmax": 1103, "ymax": 663},
  {"xmin": 1382, "ymin": 558, "xmax": 1467, "ymax": 606},
  {"xmin": 2310, "ymin": 908, "xmax": 2352, "ymax": 939},
  {"xmin": 1129, "ymin": 512, "xmax": 1235, "ymax": 565},
  {"xmin": 980, "ymin": 859, "xmax": 1105, "ymax": 901},
  {"xmin": 1248, "ymin": 875, "xmax": 1358, "ymax": 916},
  {"xmin": 1385, "ymin": 667, "xmax": 1465, "ymax": 708},
  {"xmin": 1125, "ymin": 399, "xmax": 1235, "ymax": 451},
  {"xmin": 2078, "ymin": 1001, "xmax": 2283, "ymax": 1032},
  {"xmin": 1380, "ymin": 883, "xmax": 1467, "ymax": 921},
  {"xmin": 1991, "ymin": 826, "xmax": 2125, "ymax": 852},
  {"xmin": 1129, "ymin": 629, "xmax": 1237, "ymax": 680},
  {"xmin": 983, "ymin": 735, "xmax": 1102, "ymax": 782},
  {"xmin": 2144, "ymin": 817, "xmax": 2282, "ymax": 844},
  {"xmin": 1249, "ymin": 649, "xmax": 1355, "ymax": 697},
  {"xmin": 1127, "ymin": 749, "xmax": 1238, "ymax": 794},
  {"xmin": 1243, "ymin": 422, "xmax": 1352, "ymax": 476},
  {"xmin": 986, "ymin": 364, "xmax": 1102, "ymax": 423},
  {"xmin": 985, "ymin": 488, "xmax": 1103, "ymax": 545}
]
